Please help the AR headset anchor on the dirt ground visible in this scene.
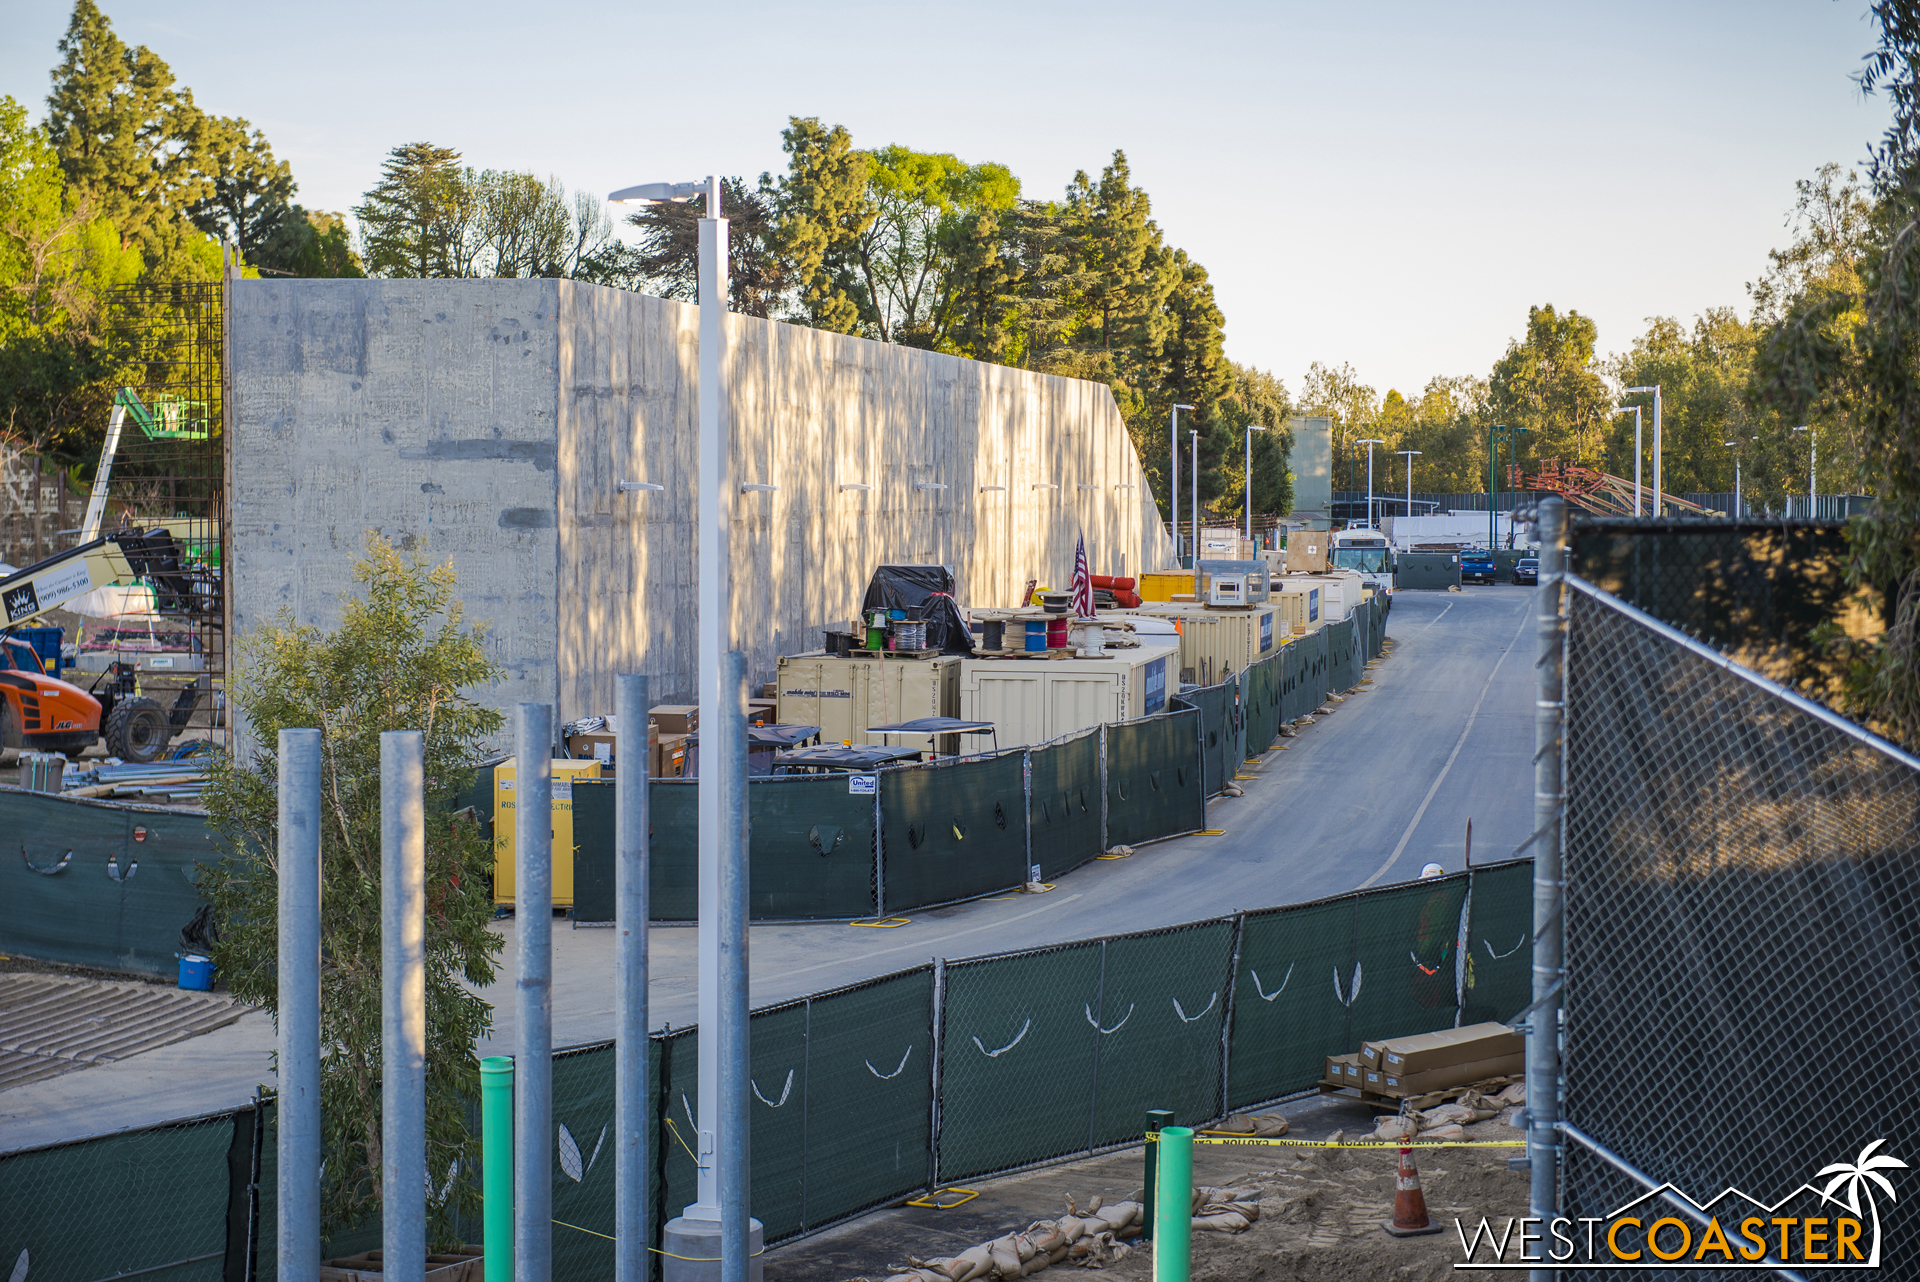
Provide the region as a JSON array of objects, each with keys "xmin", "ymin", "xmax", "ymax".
[{"xmin": 769, "ymin": 1096, "xmax": 1529, "ymax": 1282}]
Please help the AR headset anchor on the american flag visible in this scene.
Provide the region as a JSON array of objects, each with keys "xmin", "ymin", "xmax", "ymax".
[{"xmin": 1070, "ymin": 533, "xmax": 1095, "ymax": 618}]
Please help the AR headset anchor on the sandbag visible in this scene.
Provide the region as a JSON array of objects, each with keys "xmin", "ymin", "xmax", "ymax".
[{"xmin": 1212, "ymin": 1112, "xmax": 1289, "ymax": 1137}]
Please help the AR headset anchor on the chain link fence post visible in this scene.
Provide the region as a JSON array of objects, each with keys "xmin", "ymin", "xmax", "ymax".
[{"xmin": 1527, "ymin": 498, "xmax": 1567, "ymax": 1274}]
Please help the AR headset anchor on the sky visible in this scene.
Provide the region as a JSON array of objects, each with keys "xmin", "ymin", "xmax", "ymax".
[{"xmin": 0, "ymin": 0, "xmax": 1891, "ymax": 399}]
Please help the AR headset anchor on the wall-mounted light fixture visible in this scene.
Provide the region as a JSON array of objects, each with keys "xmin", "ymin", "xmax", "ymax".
[
  {"xmin": 838, "ymin": 482, "xmax": 874, "ymax": 492},
  {"xmin": 1032, "ymin": 483, "xmax": 1057, "ymax": 490},
  {"xmin": 1076, "ymin": 483, "xmax": 1099, "ymax": 490},
  {"xmin": 913, "ymin": 482, "xmax": 949, "ymax": 491},
  {"xmin": 740, "ymin": 483, "xmax": 778, "ymax": 493},
  {"xmin": 617, "ymin": 480, "xmax": 665, "ymax": 493},
  {"xmin": 1113, "ymin": 483, "xmax": 1137, "ymax": 490},
  {"xmin": 979, "ymin": 485, "xmax": 1007, "ymax": 492}
]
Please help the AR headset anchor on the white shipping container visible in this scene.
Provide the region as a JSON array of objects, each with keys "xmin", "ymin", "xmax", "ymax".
[
  {"xmin": 958, "ymin": 641, "xmax": 1181, "ymax": 748},
  {"xmin": 775, "ymin": 654, "xmax": 961, "ymax": 755},
  {"xmin": 1274, "ymin": 570, "xmax": 1363, "ymax": 623}
]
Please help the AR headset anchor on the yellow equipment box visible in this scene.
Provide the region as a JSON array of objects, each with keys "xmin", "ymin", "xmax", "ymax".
[
  {"xmin": 1138, "ymin": 571, "xmax": 1196, "ymax": 602},
  {"xmin": 493, "ymin": 757, "xmax": 602, "ymax": 907}
]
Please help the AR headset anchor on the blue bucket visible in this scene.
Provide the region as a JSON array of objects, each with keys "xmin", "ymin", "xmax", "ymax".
[{"xmin": 178, "ymin": 954, "xmax": 214, "ymax": 991}]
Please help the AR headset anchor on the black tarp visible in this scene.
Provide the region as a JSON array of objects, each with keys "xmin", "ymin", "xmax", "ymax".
[{"xmin": 860, "ymin": 565, "xmax": 974, "ymax": 654}]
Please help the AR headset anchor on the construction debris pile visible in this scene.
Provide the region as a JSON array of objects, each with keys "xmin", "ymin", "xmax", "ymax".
[{"xmin": 883, "ymin": 1184, "xmax": 1262, "ymax": 1281}]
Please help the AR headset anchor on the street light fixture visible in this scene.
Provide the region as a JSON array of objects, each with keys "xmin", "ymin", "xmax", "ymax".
[
  {"xmin": 1792, "ymin": 425, "xmax": 1815, "ymax": 515},
  {"xmin": 1356, "ymin": 439, "xmax": 1384, "ymax": 529},
  {"xmin": 1396, "ymin": 450, "xmax": 1421, "ymax": 519},
  {"xmin": 609, "ymin": 173, "xmax": 758, "ymax": 1280},
  {"xmin": 1170, "ymin": 404, "xmax": 1196, "ymax": 567},
  {"xmin": 1243, "ymin": 425, "xmax": 1267, "ymax": 541},
  {"xmin": 1623, "ymin": 386, "xmax": 1663, "ymax": 513}
]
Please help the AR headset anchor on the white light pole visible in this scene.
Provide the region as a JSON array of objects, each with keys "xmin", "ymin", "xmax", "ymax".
[
  {"xmin": 1171, "ymin": 403, "xmax": 1195, "ymax": 566},
  {"xmin": 1396, "ymin": 449, "xmax": 1420, "ymax": 519},
  {"xmin": 1723, "ymin": 440, "xmax": 1741, "ymax": 517},
  {"xmin": 1613, "ymin": 405, "xmax": 1643, "ymax": 515},
  {"xmin": 1624, "ymin": 386, "xmax": 1661, "ymax": 513},
  {"xmin": 1243, "ymin": 424, "xmax": 1267, "ymax": 541},
  {"xmin": 1356, "ymin": 439, "xmax": 1384, "ymax": 528},
  {"xmin": 1190, "ymin": 427, "xmax": 1201, "ymax": 598},
  {"xmin": 609, "ymin": 175, "xmax": 761, "ymax": 1278},
  {"xmin": 1793, "ymin": 425, "xmax": 1814, "ymax": 516}
]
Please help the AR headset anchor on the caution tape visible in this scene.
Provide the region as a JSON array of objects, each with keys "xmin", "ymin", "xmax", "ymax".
[{"xmin": 1145, "ymin": 1130, "xmax": 1524, "ymax": 1150}]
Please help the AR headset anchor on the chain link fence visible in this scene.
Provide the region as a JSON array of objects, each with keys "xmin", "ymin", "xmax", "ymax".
[{"xmin": 1555, "ymin": 574, "xmax": 1920, "ymax": 1275}]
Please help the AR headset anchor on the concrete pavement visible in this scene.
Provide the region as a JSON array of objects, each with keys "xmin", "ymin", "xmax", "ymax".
[{"xmin": 0, "ymin": 586, "xmax": 1537, "ymax": 1151}]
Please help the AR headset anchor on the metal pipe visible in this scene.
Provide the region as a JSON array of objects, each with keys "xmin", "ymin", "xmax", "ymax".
[
  {"xmin": 276, "ymin": 727, "xmax": 322, "ymax": 1281},
  {"xmin": 515, "ymin": 704, "xmax": 554, "ymax": 1281},
  {"xmin": 481, "ymin": 1056, "xmax": 514, "ymax": 1282},
  {"xmin": 693, "ymin": 180, "xmax": 733, "ymax": 1225},
  {"xmin": 1633, "ymin": 407, "xmax": 1642, "ymax": 515},
  {"xmin": 1527, "ymin": 498, "xmax": 1567, "ymax": 1276},
  {"xmin": 615, "ymin": 674, "xmax": 651, "ymax": 1282},
  {"xmin": 382, "ymin": 729, "xmax": 427, "ymax": 1282},
  {"xmin": 1141, "ymin": 1109, "xmax": 1172, "ymax": 1241},
  {"xmin": 718, "ymin": 651, "xmax": 752, "ymax": 1282},
  {"xmin": 1652, "ymin": 386, "xmax": 1663, "ymax": 515},
  {"xmin": 1153, "ymin": 1127, "xmax": 1193, "ymax": 1282}
]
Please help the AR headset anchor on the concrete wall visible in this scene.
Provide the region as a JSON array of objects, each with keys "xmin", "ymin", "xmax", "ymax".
[{"xmin": 232, "ymin": 278, "xmax": 1170, "ymax": 733}]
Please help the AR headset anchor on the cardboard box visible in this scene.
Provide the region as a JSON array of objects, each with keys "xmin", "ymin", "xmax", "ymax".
[
  {"xmin": 746, "ymin": 698, "xmax": 778, "ymax": 725},
  {"xmin": 1380, "ymin": 1052, "xmax": 1526, "ymax": 1098},
  {"xmin": 567, "ymin": 731, "xmax": 617, "ymax": 763},
  {"xmin": 1379, "ymin": 1021, "xmax": 1524, "ymax": 1077},
  {"xmin": 658, "ymin": 732, "xmax": 690, "ymax": 777},
  {"xmin": 1342, "ymin": 1062, "xmax": 1363, "ymax": 1086},
  {"xmin": 650, "ymin": 704, "xmax": 699, "ymax": 735},
  {"xmin": 1324, "ymin": 1052, "xmax": 1359, "ymax": 1085},
  {"xmin": 1360, "ymin": 1066, "xmax": 1387, "ymax": 1094},
  {"xmin": 762, "ymin": 682, "xmax": 777, "ymax": 699},
  {"xmin": 1359, "ymin": 1041, "xmax": 1388, "ymax": 1070}
]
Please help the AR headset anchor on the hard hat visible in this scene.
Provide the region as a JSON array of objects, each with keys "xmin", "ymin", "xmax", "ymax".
[{"xmin": 1419, "ymin": 862, "xmax": 1445, "ymax": 879}]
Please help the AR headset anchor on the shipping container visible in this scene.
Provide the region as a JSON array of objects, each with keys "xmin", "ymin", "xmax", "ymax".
[
  {"xmin": 1125, "ymin": 602, "xmax": 1284, "ymax": 686},
  {"xmin": 774, "ymin": 653, "xmax": 961, "ymax": 755},
  {"xmin": 493, "ymin": 757, "xmax": 602, "ymax": 907},
  {"xmin": 958, "ymin": 640, "xmax": 1181, "ymax": 748},
  {"xmin": 1273, "ymin": 570, "xmax": 1364, "ymax": 623}
]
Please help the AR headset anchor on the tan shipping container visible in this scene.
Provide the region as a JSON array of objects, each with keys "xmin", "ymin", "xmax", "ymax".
[
  {"xmin": 958, "ymin": 641, "xmax": 1180, "ymax": 747},
  {"xmin": 1126, "ymin": 602, "xmax": 1283, "ymax": 686},
  {"xmin": 775, "ymin": 654, "xmax": 961, "ymax": 756}
]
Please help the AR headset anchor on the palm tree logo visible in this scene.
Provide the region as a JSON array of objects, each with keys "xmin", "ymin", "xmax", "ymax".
[{"xmin": 1817, "ymin": 1139, "xmax": 1908, "ymax": 1266}]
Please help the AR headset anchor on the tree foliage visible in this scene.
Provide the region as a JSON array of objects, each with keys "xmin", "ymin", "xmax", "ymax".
[{"xmin": 200, "ymin": 536, "xmax": 504, "ymax": 1244}]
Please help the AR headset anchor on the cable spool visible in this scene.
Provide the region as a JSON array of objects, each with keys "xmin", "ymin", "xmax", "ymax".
[{"xmin": 981, "ymin": 619, "xmax": 1005, "ymax": 651}]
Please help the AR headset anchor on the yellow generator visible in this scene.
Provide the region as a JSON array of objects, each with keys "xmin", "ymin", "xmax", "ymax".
[{"xmin": 493, "ymin": 757, "xmax": 602, "ymax": 908}]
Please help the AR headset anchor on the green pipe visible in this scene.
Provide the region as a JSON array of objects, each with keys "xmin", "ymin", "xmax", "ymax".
[
  {"xmin": 1141, "ymin": 1109, "xmax": 1172, "ymax": 1241},
  {"xmin": 481, "ymin": 1055, "xmax": 514, "ymax": 1282},
  {"xmin": 1153, "ymin": 1126, "xmax": 1192, "ymax": 1282}
]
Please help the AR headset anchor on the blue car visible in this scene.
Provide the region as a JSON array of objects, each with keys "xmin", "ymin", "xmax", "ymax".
[{"xmin": 1461, "ymin": 550, "xmax": 1498, "ymax": 584}]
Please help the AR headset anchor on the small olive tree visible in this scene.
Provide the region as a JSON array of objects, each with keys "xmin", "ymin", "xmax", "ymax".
[{"xmin": 202, "ymin": 534, "xmax": 504, "ymax": 1244}]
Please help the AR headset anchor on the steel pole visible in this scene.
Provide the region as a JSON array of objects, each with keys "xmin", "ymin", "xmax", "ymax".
[
  {"xmin": 1244, "ymin": 428, "xmax": 1252, "ymax": 541},
  {"xmin": 1652, "ymin": 387, "xmax": 1663, "ymax": 515},
  {"xmin": 276, "ymin": 728, "xmax": 322, "ymax": 1281},
  {"xmin": 615, "ymin": 674, "xmax": 651, "ymax": 1282},
  {"xmin": 1735, "ymin": 457, "xmax": 1742, "ymax": 517},
  {"xmin": 515, "ymin": 703, "xmax": 553, "ymax": 1281},
  {"xmin": 1633, "ymin": 407, "xmax": 1642, "ymax": 516},
  {"xmin": 1811, "ymin": 437, "xmax": 1817, "ymax": 514},
  {"xmin": 718, "ymin": 652, "xmax": 752, "ymax": 1282},
  {"xmin": 694, "ymin": 179, "xmax": 732, "ymax": 1221},
  {"xmin": 1527, "ymin": 498, "xmax": 1567, "ymax": 1276},
  {"xmin": 1189, "ymin": 429, "xmax": 1199, "ymax": 599},
  {"xmin": 382, "ymin": 730, "xmax": 427, "ymax": 1282},
  {"xmin": 1406, "ymin": 454, "xmax": 1413, "ymax": 518},
  {"xmin": 1365, "ymin": 443, "xmax": 1374, "ymax": 529}
]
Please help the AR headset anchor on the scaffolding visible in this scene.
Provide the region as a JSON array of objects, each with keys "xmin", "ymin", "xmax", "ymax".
[{"xmin": 86, "ymin": 280, "xmax": 227, "ymax": 738}]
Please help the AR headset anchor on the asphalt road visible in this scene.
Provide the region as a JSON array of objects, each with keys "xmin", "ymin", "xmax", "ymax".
[{"xmin": 0, "ymin": 585, "xmax": 1539, "ymax": 1149}]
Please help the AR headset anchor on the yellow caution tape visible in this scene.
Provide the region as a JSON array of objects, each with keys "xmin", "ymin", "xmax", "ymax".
[
  {"xmin": 906, "ymin": 1187, "xmax": 980, "ymax": 1208},
  {"xmin": 1145, "ymin": 1131, "xmax": 1523, "ymax": 1150},
  {"xmin": 850, "ymin": 917, "xmax": 911, "ymax": 928}
]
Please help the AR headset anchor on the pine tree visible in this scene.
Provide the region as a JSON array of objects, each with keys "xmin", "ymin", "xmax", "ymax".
[
  {"xmin": 45, "ymin": 0, "xmax": 207, "ymax": 254},
  {"xmin": 774, "ymin": 117, "xmax": 871, "ymax": 333},
  {"xmin": 188, "ymin": 118, "xmax": 296, "ymax": 262},
  {"xmin": 353, "ymin": 143, "xmax": 473, "ymax": 278}
]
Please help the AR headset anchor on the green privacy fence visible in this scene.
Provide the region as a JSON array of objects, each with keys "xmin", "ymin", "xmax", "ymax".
[
  {"xmin": 3, "ymin": 854, "xmax": 1527, "ymax": 1282},
  {"xmin": 0, "ymin": 790, "xmax": 216, "ymax": 977}
]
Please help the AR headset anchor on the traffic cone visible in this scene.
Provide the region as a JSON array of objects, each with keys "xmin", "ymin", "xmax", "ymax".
[{"xmin": 1383, "ymin": 1143, "xmax": 1444, "ymax": 1237}]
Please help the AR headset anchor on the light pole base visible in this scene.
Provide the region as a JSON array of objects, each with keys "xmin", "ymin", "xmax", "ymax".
[{"xmin": 661, "ymin": 1215, "xmax": 764, "ymax": 1282}]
